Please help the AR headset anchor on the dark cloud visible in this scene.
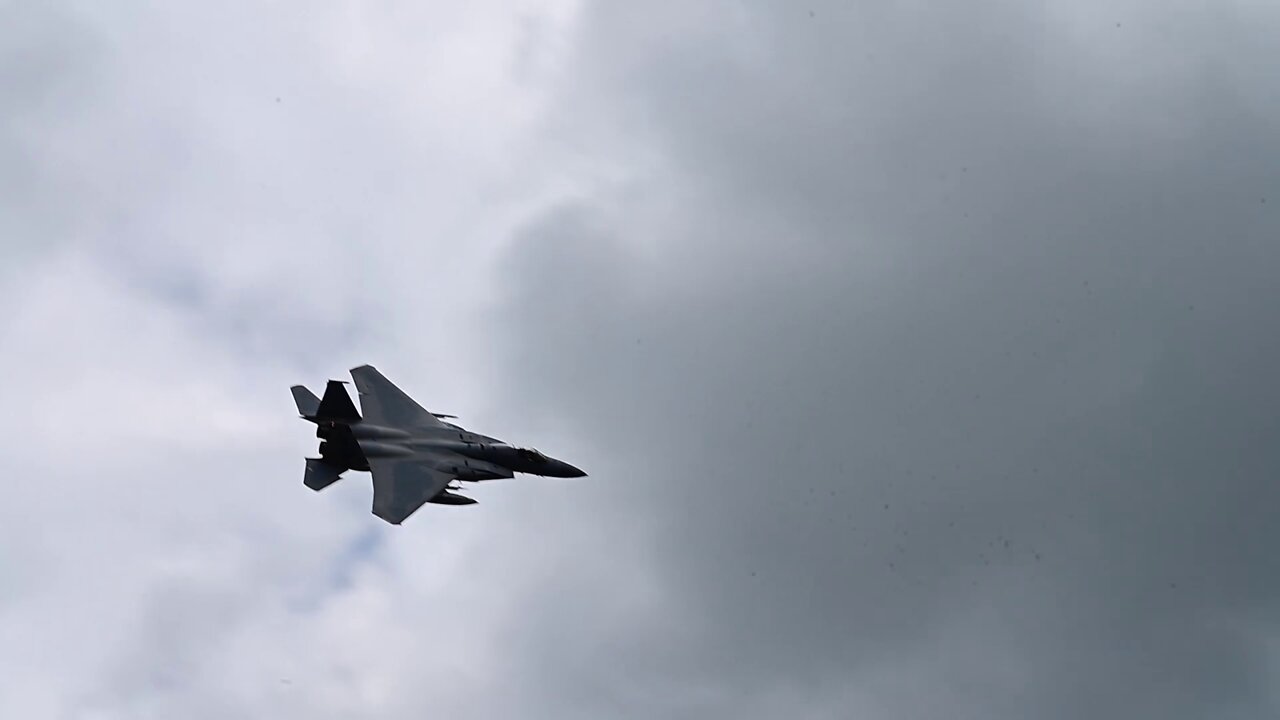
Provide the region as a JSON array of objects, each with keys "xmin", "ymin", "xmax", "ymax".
[{"xmin": 490, "ymin": 1, "xmax": 1280, "ymax": 717}]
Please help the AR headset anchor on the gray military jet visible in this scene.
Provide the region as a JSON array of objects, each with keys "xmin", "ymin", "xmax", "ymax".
[{"xmin": 291, "ymin": 364, "xmax": 585, "ymax": 525}]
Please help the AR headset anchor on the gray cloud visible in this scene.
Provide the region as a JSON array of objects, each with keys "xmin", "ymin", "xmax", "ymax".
[
  {"xmin": 0, "ymin": 5, "xmax": 106, "ymax": 271},
  {"xmin": 489, "ymin": 1, "xmax": 1280, "ymax": 717},
  {"xmin": 3, "ymin": 0, "xmax": 1278, "ymax": 718}
]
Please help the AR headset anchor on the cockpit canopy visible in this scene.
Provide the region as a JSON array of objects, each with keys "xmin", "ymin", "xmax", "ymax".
[{"xmin": 516, "ymin": 447, "xmax": 547, "ymax": 463}]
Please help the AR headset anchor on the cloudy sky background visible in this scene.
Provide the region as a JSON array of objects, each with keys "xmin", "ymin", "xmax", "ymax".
[{"xmin": 3, "ymin": 1, "xmax": 1279, "ymax": 717}]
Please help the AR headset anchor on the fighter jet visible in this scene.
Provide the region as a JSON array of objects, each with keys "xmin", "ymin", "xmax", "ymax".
[{"xmin": 290, "ymin": 364, "xmax": 585, "ymax": 525}]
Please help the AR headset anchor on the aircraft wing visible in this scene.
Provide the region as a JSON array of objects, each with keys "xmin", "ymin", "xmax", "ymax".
[
  {"xmin": 350, "ymin": 365, "xmax": 447, "ymax": 430},
  {"xmin": 368, "ymin": 457, "xmax": 454, "ymax": 525}
]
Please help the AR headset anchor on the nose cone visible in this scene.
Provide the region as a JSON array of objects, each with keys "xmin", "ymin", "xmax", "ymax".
[{"xmin": 550, "ymin": 459, "xmax": 587, "ymax": 478}]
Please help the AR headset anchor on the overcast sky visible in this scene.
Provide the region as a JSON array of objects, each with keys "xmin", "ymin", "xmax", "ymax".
[{"xmin": 3, "ymin": 1, "xmax": 1279, "ymax": 718}]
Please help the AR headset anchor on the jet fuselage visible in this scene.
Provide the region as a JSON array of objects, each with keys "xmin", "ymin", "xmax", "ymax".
[{"xmin": 315, "ymin": 420, "xmax": 584, "ymax": 480}]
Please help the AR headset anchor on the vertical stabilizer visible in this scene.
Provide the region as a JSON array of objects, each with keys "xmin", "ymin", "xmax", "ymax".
[
  {"xmin": 291, "ymin": 385, "xmax": 321, "ymax": 417},
  {"xmin": 315, "ymin": 380, "xmax": 361, "ymax": 422}
]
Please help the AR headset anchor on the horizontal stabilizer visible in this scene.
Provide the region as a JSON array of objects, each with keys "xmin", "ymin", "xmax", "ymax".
[
  {"xmin": 291, "ymin": 385, "xmax": 321, "ymax": 417},
  {"xmin": 315, "ymin": 380, "xmax": 361, "ymax": 422},
  {"xmin": 304, "ymin": 458, "xmax": 343, "ymax": 491}
]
